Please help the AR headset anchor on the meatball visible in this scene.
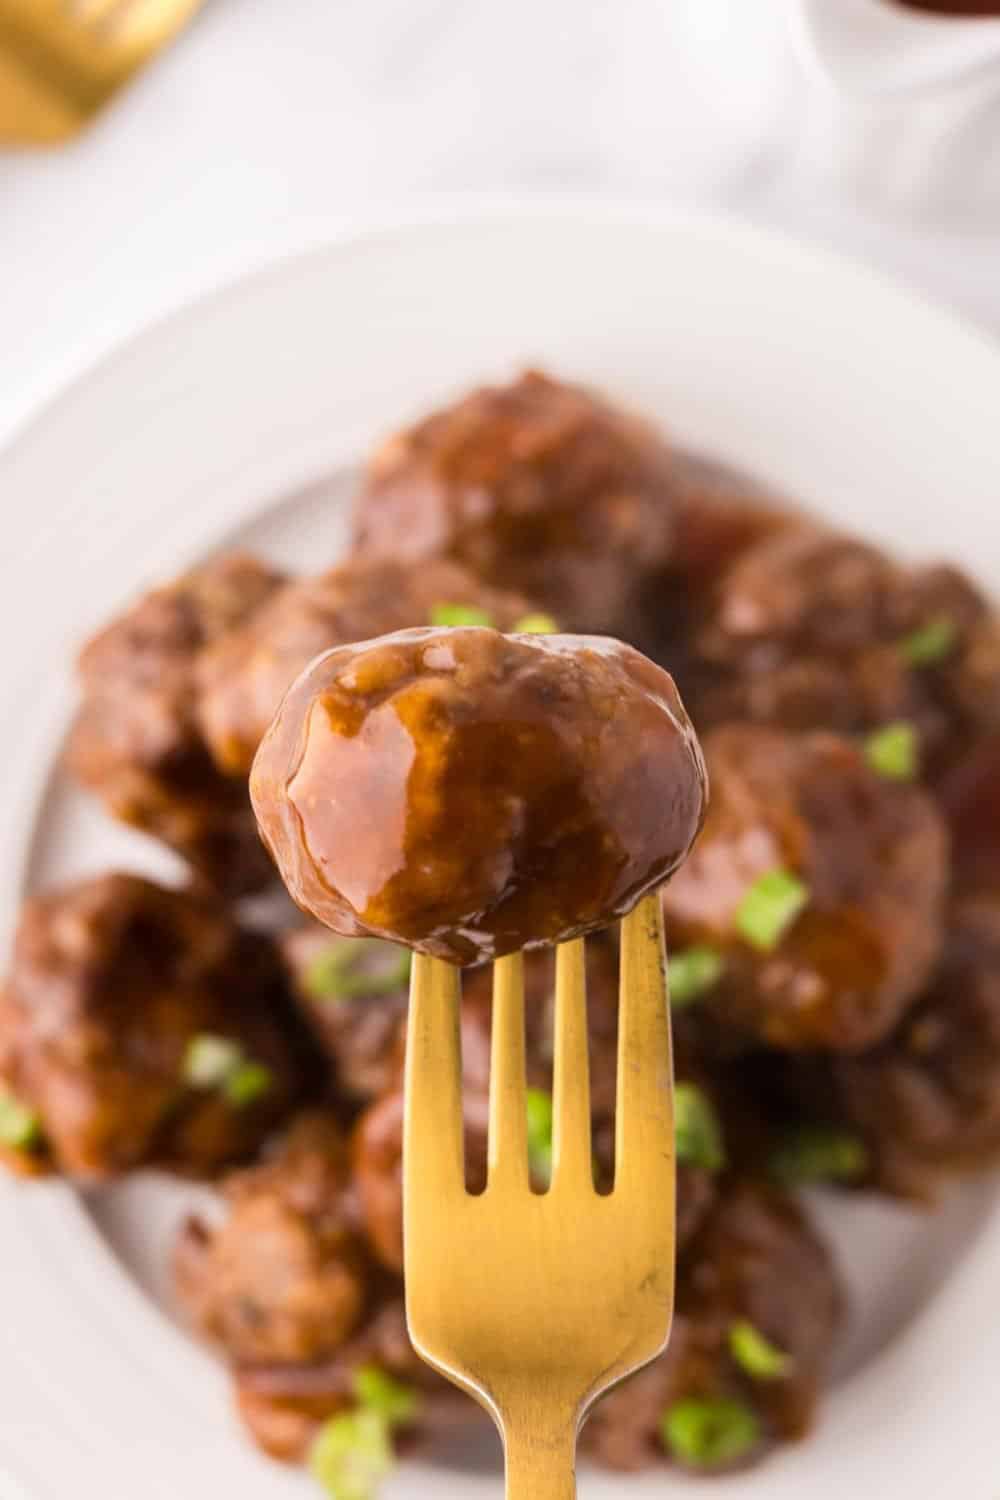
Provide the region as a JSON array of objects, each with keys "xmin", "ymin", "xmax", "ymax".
[
  {"xmin": 196, "ymin": 557, "xmax": 535, "ymax": 778},
  {"xmin": 695, "ymin": 529, "xmax": 1000, "ymax": 767},
  {"xmin": 792, "ymin": 894, "xmax": 1000, "ymax": 1200},
  {"xmin": 66, "ymin": 553, "xmax": 283, "ymax": 893},
  {"xmin": 351, "ymin": 939, "xmax": 717, "ymax": 1271},
  {"xmin": 661, "ymin": 725, "xmax": 949, "ymax": 1051},
  {"xmin": 352, "ymin": 370, "xmax": 677, "ymax": 633},
  {"xmin": 279, "ymin": 926, "xmax": 410, "ymax": 1105},
  {"xmin": 252, "ymin": 628, "xmax": 705, "ymax": 964},
  {"xmin": 174, "ymin": 1113, "xmax": 370, "ymax": 1365},
  {"xmin": 233, "ymin": 1295, "xmax": 483, "ymax": 1463},
  {"xmin": 581, "ymin": 1182, "xmax": 841, "ymax": 1472},
  {"xmin": 0, "ymin": 874, "xmax": 312, "ymax": 1178}
]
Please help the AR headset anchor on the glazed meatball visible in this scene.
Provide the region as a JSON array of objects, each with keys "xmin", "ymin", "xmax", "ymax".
[
  {"xmin": 0, "ymin": 874, "xmax": 311, "ymax": 1178},
  {"xmin": 582, "ymin": 1182, "xmax": 841, "ymax": 1473},
  {"xmin": 352, "ymin": 370, "xmax": 677, "ymax": 633},
  {"xmin": 252, "ymin": 628, "xmax": 705, "ymax": 964},
  {"xmin": 279, "ymin": 927, "xmax": 410, "ymax": 1105},
  {"xmin": 233, "ymin": 1295, "xmax": 483, "ymax": 1463},
  {"xmin": 67, "ymin": 553, "xmax": 284, "ymax": 893},
  {"xmin": 789, "ymin": 894, "xmax": 1000, "ymax": 1200},
  {"xmin": 695, "ymin": 529, "xmax": 1000, "ymax": 766},
  {"xmin": 351, "ymin": 939, "xmax": 717, "ymax": 1272},
  {"xmin": 174, "ymin": 1113, "xmax": 370, "ymax": 1365},
  {"xmin": 661, "ymin": 725, "xmax": 949, "ymax": 1051},
  {"xmin": 196, "ymin": 558, "xmax": 535, "ymax": 778}
]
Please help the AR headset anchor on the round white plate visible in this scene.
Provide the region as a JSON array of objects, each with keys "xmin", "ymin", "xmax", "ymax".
[{"xmin": 1, "ymin": 202, "xmax": 999, "ymax": 1499}]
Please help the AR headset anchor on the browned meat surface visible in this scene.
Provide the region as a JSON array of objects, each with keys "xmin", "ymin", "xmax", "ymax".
[
  {"xmin": 582, "ymin": 1182, "xmax": 841, "ymax": 1472},
  {"xmin": 693, "ymin": 530, "xmax": 1000, "ymax": 769},
  {"xmin": 0, "ymin": 874, "xmax": 312, "ymax": 1178},
  {"xmin": 66, "ymin": 553, "xmax": 284, "ymax": 893},
  {"xmin": 781, "ymin": 894, "xmax": 1000, "ymax": 1200},
  {"xmin": 938, "ymin": 732, "xmax": 1000, "ymax": 893},
  {"xmin": 279, "ymin": 928, "xmax": 410, "ymax": 1105},
  {"xmin": 234, "ymin": 1296, "xmax": 484, "ymax": 1462},
  {"xmin": 661, "ymin": 725, "xmax": 949, "ymax": 1051},
  {"xmin": 174, "ymin": 1113, "xmax": 370, "ymax": 1364},
  {"xmin": 196, "ymin": 558, "xmax": 535, "ymax": 777},
  {"xmin": 251, "ymin": 628, "xmax": 705, "ymax": 963},
  {"xmin": 352, "ymin": 371, "xmax": 677, "ymax": 633}
]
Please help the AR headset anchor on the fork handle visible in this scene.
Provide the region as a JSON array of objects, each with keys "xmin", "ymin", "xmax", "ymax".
[{"xmin": 502, "ymin": 1413, "xmax": 577, "ymax": 1500}]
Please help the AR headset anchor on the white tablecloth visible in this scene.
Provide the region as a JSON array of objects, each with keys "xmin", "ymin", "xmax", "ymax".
[{"xmin": 2, "ymin": 0, "xmax": 999, "ymax": 444}]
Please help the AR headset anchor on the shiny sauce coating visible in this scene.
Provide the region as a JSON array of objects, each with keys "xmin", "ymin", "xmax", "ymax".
[{"xmin": 251, "ymin": 628, "xmax": 706, "ymax": 964}]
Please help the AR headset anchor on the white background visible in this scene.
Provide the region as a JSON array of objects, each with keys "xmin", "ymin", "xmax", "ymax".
[{"xmin": 2, "ymin": 0, "xmax": 1000, "ymax": 445}]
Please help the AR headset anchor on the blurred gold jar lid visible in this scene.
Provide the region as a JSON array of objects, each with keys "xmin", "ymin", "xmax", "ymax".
[{"xmin": 0, "ymin": 0, "xmax": 203, "ymax": 143}]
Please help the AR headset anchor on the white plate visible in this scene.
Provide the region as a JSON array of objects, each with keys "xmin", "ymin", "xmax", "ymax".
[{"xmin": 1, "ymin": 202, "xmax": 999, "ymax": 1499}]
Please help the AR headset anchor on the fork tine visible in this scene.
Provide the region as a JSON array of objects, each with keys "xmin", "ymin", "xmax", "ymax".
[
  {"xmin": 404, "ymin": 954, "xmax": 465, "ymax": 1204},
  {"xmin": 551, "ymin": 937, "xmax": 592, "ymax": 1191},
  {"xmin": 615, "ymin": 893, "xmax": 674, "ymax": 1197},
  {"xmin": 488, "ymin": 952, "xmax": 529, "ymax": 1190}
]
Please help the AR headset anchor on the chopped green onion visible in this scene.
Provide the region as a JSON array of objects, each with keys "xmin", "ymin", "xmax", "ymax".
[
  {"xmin": 669, "ymin": 946, "xmax": 725, "ymax": 1008},
  {"xmin": 0, "ymin": 1087, "xmax": 40, "ymax": 1150},
  {"xmin": 728, "ymin": 1320, "xmax": 793, "ymax": 1380},
  {"xmin": 183, "ymin": 1034, "xmax": 244, "ymax": 1089},
  {"xmin": 305, "ymin": 939, "xmax": 412, "ymax": 1001},
  {"xmin": 525, "ymin": 1087, "xmax": 554, "ymax": 1185},
  {"xmin": 769, "ymin": 1125, "xmax": 870, "ymax": 1186},
  {"xmin": 224, "ymin": 1060, "xmax": 273, "ymax": 1108},
  {"xmin": 674, "ymin": 1082, "xmax": 725, "ymax": 1172},
  {"xmin": 900, "ymin": 615, "xmax": 958, "ymax": 667},
  {"xmin": 353, "ymin": 1366, "xmax": 420, "ymax": 1427},
  {"xmin": 310, "ymin": 1408, "xmax": 393, "ymax": 1500},
  {"xmin": 513, "ymin": 612, "xmax": 559, "ymax": 635},
  {"xmin": 183, "ymin": 1033, "xmax": 272, "ymax": 1109},
  {"xmin": 865, "ymin": 721, "xmax": 919, "ymax": 782},
  {"xmin": 429, "ymin": 603, "xmax": 494, "ymax": 628},
  {"xmin": 660, "ymin": 1397, "xmax": 760, "ymax": 1468},
  {"xmin": 735, "ymin": 869, "xmax": 809, "ymax": 952}
]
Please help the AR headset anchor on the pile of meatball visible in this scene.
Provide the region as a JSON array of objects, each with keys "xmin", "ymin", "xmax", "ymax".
[{"xmin": 3, "ymin": 370, "xmax": 1000, "ymax": 1485}]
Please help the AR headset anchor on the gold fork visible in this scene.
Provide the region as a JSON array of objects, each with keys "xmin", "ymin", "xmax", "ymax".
[
  {"xmin": 404, "ymin": 891, "xmax": 675, "ymax": 1499},
  {"xmin": 0, "ymin": 0, "xmax": 202, "ymax": 143}
]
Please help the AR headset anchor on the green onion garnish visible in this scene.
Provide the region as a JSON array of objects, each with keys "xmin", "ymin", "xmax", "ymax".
[
  {"xmin": 0, "ymin": 1087, "xmax": 40, "ymax": 1150},
  {"xmin": 353, "ymin": 1366, "xmax": 420, "ymax": 1427},
  {"xmin": 769, "ymin": 1125, "xmax": 869, "ymax": 1186},
  {"xmin": 865, "ymin": 721, "xmax": 919, "ymax": 782},
  {"xmin": 310, "ymin": 1408, "xmax": 393, "ymax": 1500},
  {"xmin": 183, "ymin": 1034, "xmax": 244, "ymax": 1089},
  {"xmin": 183, "ymin": 1033, "xmax": 273, "ymax": 1108},
  {"xmin": 900, "ymin": 615, "xmax": 958, "ymax": 667},
  {"xmin": 660, "ymin": 1397, "xmax": 760, "ymax": 1467},
  {"xmin": 429, "ymin": 603, "xmax": 494, "ymax": 628},
  {"xmin": 305, "ymin": 939, "xmax": 412, "ymax": 1001},
  {"xmin": 735, "ymin": 869, "xmax": 809, "ymax": 952},
  {"xmin": 674, "ymin": 1082, "xmax": 725, "ymax": 1172},
  {"xmin": 223, "ymin": 1060, "xmax": 274, "ymax": 1108},
  {"xmin": 728, "ymin": 1319, "xmax": 793, "ymax": 1380},
  {"xmin": 669, "ymin": 946, "xmax": 725, "ymax": 1008},
  {"xmin": 513, "ymin": 612, "xmax": 559, "ymax": 635},
  {"xmin": 525, "ymin": 1087, "xmax": 554, "ymax": 1185}
]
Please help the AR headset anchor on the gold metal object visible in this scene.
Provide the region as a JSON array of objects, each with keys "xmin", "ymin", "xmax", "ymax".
[
  {"xmin": 404, "ymin": 892, "xmax": 675, "ymax": 1500},
  {"xmin": 0, "ymin": 0, "xmax": 202, "ymax": 143}
]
